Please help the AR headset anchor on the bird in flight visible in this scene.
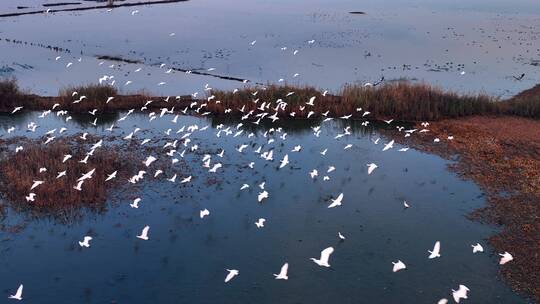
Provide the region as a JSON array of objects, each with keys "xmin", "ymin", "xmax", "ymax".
[
  {"xmin": 471, "ymin": 243, "xmax": 484, "ymax": 253},
  {"xmin": 311, "ymin": 247, "xmax": 334, "ymax": 267},
  {"xmin": 137, "ymin": 226, "xmax": 150, "ymax": 240},
  {"xmin": 328, "ymin": 193, "xmax": 344, "ymax": 208},
  {"xmin": 392, "ymin": 260, "xmax": 406, "ymax": 272},
  {"xmin": 225, "ymin": 269, "xmax": 239, "ymax": 283},
  {"xmin": 428, "ymin": 241, "xmax": 441, "ymax": 259},
  {"xmin": 255, "ymin": 218, "xmax": 266, "ymax": 228},
  {"xmin": 452, "ymin": 285, "xmax": 470, "ymax": 303},
  {"xmin": 499, "ymin": 252, "xmax": 513, "ymax": 265},
  {"xmin": 8, "ymin": 284, "xmax": 23, "ymax": 301},
  {"xmin": 79, "ymin": 236, "xmax": 92, "ymax": 248},
  {"xmin": 273, "ymin": 263, "xmax": 289, "ymax": 280}
]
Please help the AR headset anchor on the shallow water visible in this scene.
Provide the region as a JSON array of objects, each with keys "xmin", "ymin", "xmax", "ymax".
[
  {"xmin": 0, "ymin": 111, "xmax": 527, "ymax": 303},
  {"xmin": 1, "ymin": 0, "xmax": 539, "ymax": 97}
]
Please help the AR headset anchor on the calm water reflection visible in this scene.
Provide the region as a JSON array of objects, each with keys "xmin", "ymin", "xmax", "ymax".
[{"xmin": 0, "ymin": 111, "xmax": 527, "ymax": 303}]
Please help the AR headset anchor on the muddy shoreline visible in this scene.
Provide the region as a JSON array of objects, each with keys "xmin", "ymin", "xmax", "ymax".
[{"xmin": 390, "ymin": 116, "xmax": 540, "ymax": 302}]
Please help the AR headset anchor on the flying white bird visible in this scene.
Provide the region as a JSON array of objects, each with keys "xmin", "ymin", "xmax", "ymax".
[
  {"xmin": 73, "ymin": 180, "xmax": 84, "ymax": 191},
  {"xmin": 144, "ymin": 156, "xmax": 157, "ymax": 167},
  {"xmin": 30, "ymin": 180, "xmax": 44, "ymax": 190},
  {"xmin": 367, "ymin": 163, "xmax": 378, "ymax": 175},
  {"xmin": 209, "ymin": 163, "xmax": 222, "ymax": 173},
  {"xmin": 311, "ymin": 247, "xmax": 334, "ymax": 267},
  {"xmin": 273, "ymin": 263, "xmax": 289, "ymax": 280},
  {"xmin": 8, "ymin": 284, "xmax": 23, "ymax": 300},
  {"xmin": 382, "ymin": 140, "xmax": 394, "ymax": 151},
  {"xmin": 167, "ymin": 174, "xmax": 177, "ymax": 183},
  {"xmin": 137, "ymin": 226, "xmax": 150, "ymax": 240},
  {"xmin": 200, "ymin": 209, "xmax": 210, "ymax": 219},
  {"xmin": 392, "ymin": 260, "xmax": 406, "ymax": 272},
  {"xmin": 79, "ymin": 236, "xmax": 92, "ymax": 247},
  {"xmin": 130, "ymin": 198, "xmax": 141, "ymax": 209},
  {"xmin": 258, "ymin": 190, "xmax": 269, "ymax": 203},
  {"xmin": 255, "ymin": 218, "xmax": 266, "ymax": 228},
  {"xmin": 452, "ymin": 285, "xmax": 470, "ymax": 303},
  {"xmin": 78, "ymin": 168, "xmax": 95, "ymax": 182},
  {"xmin": 225, "ymin": 269, "xmax": 239, "ymax": 283},
  {"xmin": 25, "ymin": 193, "xmax": 36, "ymax": 202},
  {"xmin": 328, "ymin": 193, "xmax": 344, "ymax": 208},
  {"xmin": 11, "ymin": 107, "xmax": 23, "ymax": 114},
  {"xmin": 338, "ymin": 232, "xmax": 346, "ymax": 240},
  {"xmin": 499, "ymin": 252, "xmax": 513, "ymax": 265},
  {"xmin": 471, "ymin": 243, "xmax": 484, "ymax": 253},
  {"xmin": 428, "ymin": 241, "xmax": 441, "ymax": 259},
  {"xmin": 105, "ymin": 171, "xmax": 117, "ymax": 181},
  {"xmin": 291, "ymin": 145, "xmax": 302, "ymax": 152},
  {"xmin": 279, "ymin": 154, "xmax": 289, "ymax": 169}
]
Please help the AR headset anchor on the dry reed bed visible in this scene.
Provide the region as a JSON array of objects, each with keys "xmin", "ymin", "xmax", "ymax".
[
  {"xmin": 0, "ymin": 81, "xmax": 191, "ymax": 113},
  {"xmin": 0, "ymin": 139, "xmax": 136, "ymax": 214},
  {"xmin": 2, "ymin": 80, "xmax": 540, "ymax": 120},
  {"xmin": 211, "ymin": 82, "xmax": 537, "ymax": 120}
]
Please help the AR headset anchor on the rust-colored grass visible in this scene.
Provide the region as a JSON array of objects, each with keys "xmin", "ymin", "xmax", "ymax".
[
  {"xmin": 0, "ymin": 139, "xmax": 135, "ymax": 215},
  {"xmin": 341, "ymin": 82, "xmax": 498, "ymax": 120},
  {"xmin": 2, "ymin": 79, "xmax": 540, "ymax": 120}
]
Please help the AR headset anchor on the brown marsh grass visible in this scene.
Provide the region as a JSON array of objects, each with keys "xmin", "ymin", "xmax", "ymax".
[
  {"xmin": 211, "ymin": 82, "xmax": 540, "ymax": 120},
  {"xmin": 2, "ymin": 79, "xmax": 540, "ymax": 120},
  {"xmin": 340, "ymin": 82, "xmax": 498, "ymax": 120},
  {"xmin": 0, "ymin": 139, "xmax": 135, "ymax": 215}
]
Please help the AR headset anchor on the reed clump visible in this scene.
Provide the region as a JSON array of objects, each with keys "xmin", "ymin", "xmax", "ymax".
[
  {"xmin": 0, "ymin": 78, "xmax": 27, "ymax": 110},
  {"xmin": 0, "ymin": 139, "xmax": 134, "ymax": 213},
  {"xmin": 55, "ymin": 84, "xmax": 165, "ymax": 112},
  {"xmin": 505, "ymin": 84, "xmax": 540, "ymax": 119},
  {"xmin": 340, "ymin": 82, "xmax": 498, "ymax": 120},
  {"xmin": 211, "ymin": 82, "xmax": 540, "ymax": 120}
]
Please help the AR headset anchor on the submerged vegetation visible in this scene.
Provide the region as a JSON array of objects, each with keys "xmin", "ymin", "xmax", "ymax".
[{"xmin": 1, "ymin": 79, "xmax": 540, "ymax": 120}]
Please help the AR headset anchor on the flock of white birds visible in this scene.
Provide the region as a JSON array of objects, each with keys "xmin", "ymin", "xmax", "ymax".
[{"xmin": 4, "ymin": 6, "xmax": 516, "ymax": 303}]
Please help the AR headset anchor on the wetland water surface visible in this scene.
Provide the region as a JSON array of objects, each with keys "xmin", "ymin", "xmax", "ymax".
[
  {"xmin": 0, "ymin": 112, "xmax": 527, "ymax": 303},
  {"xmin": 1, "ymin": 0, "xmax": 539, "ymax": 97}
]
